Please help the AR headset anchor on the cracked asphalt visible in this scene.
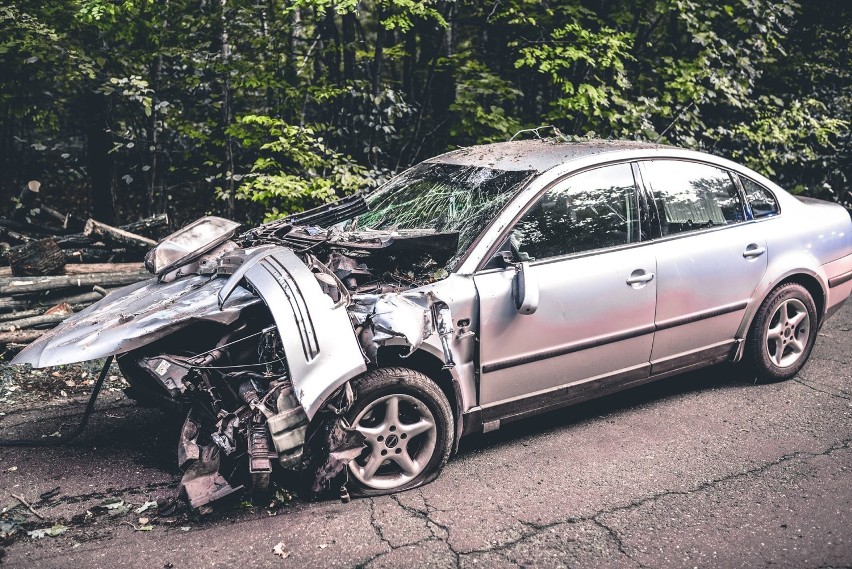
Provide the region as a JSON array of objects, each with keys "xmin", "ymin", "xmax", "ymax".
[{"xmin": 1, "ymin": 302, "xmax": 851, "ymax": 568}]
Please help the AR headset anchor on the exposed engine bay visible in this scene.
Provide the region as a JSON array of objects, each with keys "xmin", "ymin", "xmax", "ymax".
[{"xmin": 93, "ymin": 197, "xmax": 461, "ymax": 511}]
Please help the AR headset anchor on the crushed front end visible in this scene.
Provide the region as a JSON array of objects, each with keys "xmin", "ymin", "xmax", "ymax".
[{"xmin": 14, "ymin": 203, "xmax": 461, "ymax": 511}]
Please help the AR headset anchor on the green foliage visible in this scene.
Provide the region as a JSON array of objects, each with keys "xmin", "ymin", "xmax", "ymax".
[
  {"xmin": 729, "ymin": 97, "xmax": 847, "ymax": 184},
  {"xmin": 228, "ymin": 116, "xmax": 373, "ymax": 221},
  {"xmin": 450, "ymin": 57, "xmax": 524, "ymax": 144},
  {"xmin": 1, "ymin": 0, "xmax": 850, "ymax": 222}
]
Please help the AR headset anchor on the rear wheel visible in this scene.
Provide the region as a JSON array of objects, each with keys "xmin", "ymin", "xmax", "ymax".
[
  {"xmin": 345, "ymin": 367, "xmax": 453, "ymax": 497},
  {"xmin": 746, "ymin": 283, "xmax": 818, "ymax": 382}
]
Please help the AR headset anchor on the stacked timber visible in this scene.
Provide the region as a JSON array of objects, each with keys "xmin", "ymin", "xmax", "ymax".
[
  {"xmin": 0, "ymin": 181, "xmax": 168, "ymax": 350},
  {"xmin": 0, "ymin": 262, "xmax": 151, "ymax": 347}
]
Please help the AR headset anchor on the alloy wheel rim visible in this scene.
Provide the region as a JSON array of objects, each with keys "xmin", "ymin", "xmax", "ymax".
[
  {"xmin": 348, "ymin": 394, "xmax": 437, "ymax": 490},
  {"xmin": 765, "ymin": 298, "xmax": 810, "ymax": 368}
]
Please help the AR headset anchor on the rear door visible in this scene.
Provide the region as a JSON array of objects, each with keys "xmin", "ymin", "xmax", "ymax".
[
  {"xmin": 639, "ymin": 160, "xmax": 768, "ymax": 374},
  {"xmin": 475, "ymin": 163, "xmax": 657, "ymax": 419}
]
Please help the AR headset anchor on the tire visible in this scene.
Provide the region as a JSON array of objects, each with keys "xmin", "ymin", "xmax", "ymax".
[
  {"xmin": 745, "ymin": 283, "xmax": 818, "ymax": 383},
  {"xmin": 343, "ymin": 367, "xmax": 454, "ymax": 497}
]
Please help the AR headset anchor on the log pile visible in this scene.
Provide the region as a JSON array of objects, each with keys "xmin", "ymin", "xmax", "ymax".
[{"xmin": 0, "ymin": 181, "xmax": 168, "ymax": 350}]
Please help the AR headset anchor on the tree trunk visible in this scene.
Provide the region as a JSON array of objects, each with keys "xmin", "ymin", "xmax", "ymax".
[
  {"xmin": 84, "ymin": 89, "xmax": 116, "ymax": 224},
  {"xmin": 342, "ymin": 11, "xmax": 356, "ymax": 83},
  {"xmin": 372, "ymin": 4, "xmax": 387, "ymax": 96}
]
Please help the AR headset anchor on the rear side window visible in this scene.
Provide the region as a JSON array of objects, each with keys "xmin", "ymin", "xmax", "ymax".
[
  {"xmin": 511, "ymin": 163, "xmax": 640, "ymax": 260},
  {"xmin": 740, "ymin": 177, "xmax": 779, "ymax": 218},
  {"xmin": 644, "ymin": 160, "xmax": 745, "ymax": 236}
]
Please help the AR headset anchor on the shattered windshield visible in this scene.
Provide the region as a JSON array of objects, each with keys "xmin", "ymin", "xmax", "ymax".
[{"xmin": 355, "ymin": 162, "xmax": 535, "ymax": 268}]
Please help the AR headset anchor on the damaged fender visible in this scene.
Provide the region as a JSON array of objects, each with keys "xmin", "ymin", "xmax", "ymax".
[{"xmin": 219, "ymin": 246, "xmax": 367, "ymax": 419}]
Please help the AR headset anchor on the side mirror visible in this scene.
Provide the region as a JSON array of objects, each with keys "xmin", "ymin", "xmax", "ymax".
[{"xmin": 512, "ymin": 261, "xmax": 539, "ymax": 315}]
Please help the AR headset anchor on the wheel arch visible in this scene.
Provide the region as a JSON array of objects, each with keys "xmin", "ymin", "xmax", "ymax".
[
  {"xmin": 736, "ymin": 270, "xmax": 827, "ymax": 356},
  {"xmin": 376, "ymin": 345, "xmax": 464, "ymax": 454}
]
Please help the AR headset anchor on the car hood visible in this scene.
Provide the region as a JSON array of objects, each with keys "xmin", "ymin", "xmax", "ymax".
[{"xmin": 11, "ymin": 275, "xmax": 260, "ymax": 368}]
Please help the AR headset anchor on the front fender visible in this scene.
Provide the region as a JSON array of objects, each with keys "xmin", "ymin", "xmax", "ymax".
[{"xmin": 225, "ymin": 247, "xmax": 367, "ymax": 419}]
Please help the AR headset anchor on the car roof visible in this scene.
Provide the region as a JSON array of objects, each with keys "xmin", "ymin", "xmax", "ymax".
[{"xmin": 427, "ymin": 139, "xmax": 671, "ymax": 173}]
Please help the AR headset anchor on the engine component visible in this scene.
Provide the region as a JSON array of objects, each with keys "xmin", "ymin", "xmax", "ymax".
[
  {"xmin": 267, "ymin": 383, "xmax": 309, "ymax": 468},
  {"xmin": 139, "ymin": 356, "xmax": 193, "ymax": 396},
  {"xmin": 248, "ymin": 417, "xmax": 273, "ymax": 491}
]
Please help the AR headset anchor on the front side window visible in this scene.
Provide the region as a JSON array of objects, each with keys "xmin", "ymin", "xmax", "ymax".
[
  {"xmin": 740, "ymin": 176, "xmax": 779, "ymax": 218},
  {"xmin": 644, "ymin": 160, "xmax": 745, "ymax": 236},
  {"xmin": 510, "ymin": 163, "xmax": 640, "ymax": 260}
]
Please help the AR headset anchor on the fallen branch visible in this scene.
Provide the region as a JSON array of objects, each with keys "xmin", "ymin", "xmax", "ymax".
[
  {"xmin": 0, "ymin": 262, "xmax": 144, "ymax": 277},
  {"xmin": 0, "ymin": 224, "xmax": 34, "ymax": 245},
  {"xmin": 10, "ymin": 493, "xmax": 45, "ymax": 520},
  {"xmin": 39, "ymin": 205, "xmax": 86, "ymax": 233}
]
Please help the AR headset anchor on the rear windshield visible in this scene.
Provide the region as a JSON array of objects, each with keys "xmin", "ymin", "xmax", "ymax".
[{"xmin": 356, "ymin": 162, "xmax": 534, "ymax": 267}]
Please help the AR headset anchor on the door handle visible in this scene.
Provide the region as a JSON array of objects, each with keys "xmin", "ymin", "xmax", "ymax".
[
  {"xmin": 626, "ymin": 270, "xmax": 655, "ymax": 286},
  {"xmin": 743, "ymin": 244, "xmax": 766, "ymax": 258}
]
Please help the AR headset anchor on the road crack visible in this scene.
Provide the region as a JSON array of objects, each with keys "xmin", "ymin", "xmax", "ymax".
[
  {"xmin": 446, "ymin": 437, "xmax": 852, "ymax": 565},
  {"xmin": 793, "ymin": 376, "xmax": 852, "ymax": 401}
]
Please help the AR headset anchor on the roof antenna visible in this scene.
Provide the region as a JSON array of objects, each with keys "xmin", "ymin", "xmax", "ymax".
[{"xmin": 654, "ymin": 101, "xmax": 696, "ymax": 143}]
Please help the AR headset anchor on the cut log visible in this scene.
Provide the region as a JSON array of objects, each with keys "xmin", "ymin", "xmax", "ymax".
[
  {"xmin": 64, "ymin": 247, "xmax": 133, "ymax": 263},
  {"xmin": 5, "ymin": 239, "xmax": 67, "ymax": 276},
  {"xmin": 55, "ymin": 234, "xmax": 95, "ymax": 248},
  {"xmin": 11, "ymin": 181, "xmax": 40, "ymax": 222},
  {"xmin": 0, "ymin": 271, "xmax": 150, "ymax": 295},
  {"xmin": 0, "ymin": 311, "xmax": 72, "ymax": 333},
  {"xmin": 0, "ymin": 289, "xmax": 111, "ymax": 313},
  {"xmin": 62, "ymin": 262, "xmax": 143, "ymax": 274},
  {"xmin": 121, "ymin": 214, "xmax": 169, "ymax": 238},
  {"xmin": 83, "ymin": 219, "xmax": 157, "ymax": 249},
  {"xmin": 0, "ymin": 262, "xmax": 145, "ymax": 277},
  {"xmin": 0, "ymin": 329, "xmax": 46, "ymax": 345},
  {"xmin": 0, "ymin": 308, "xmax": 45, "ymax": 322}
]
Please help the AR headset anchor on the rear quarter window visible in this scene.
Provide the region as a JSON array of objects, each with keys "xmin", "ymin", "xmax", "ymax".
[{"xmin": 740, "ymin": 176, "xmax": 780, "ymax": 218}]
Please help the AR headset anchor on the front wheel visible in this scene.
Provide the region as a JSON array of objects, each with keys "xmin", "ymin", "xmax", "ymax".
[
  {"xmin": 345, "ymin": 367, "xmax": 453, "ymax": 497},
  {"xmin": 745, "ymin": 283, "xmax": 818, "ymax": 382}
]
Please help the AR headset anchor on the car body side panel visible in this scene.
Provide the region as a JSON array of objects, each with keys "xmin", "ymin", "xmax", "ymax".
[
  {"xmin": 235, "ymin": 247, "xmax": 367, "ymax": 419},
  {"xmin": 474, "ymin": 247, "xmax": 657, "ymax": 408},
  {"xmin": 733, "ymin": 198, "xmax": 852, "ymax": 340},
  {"xmin": 649, "ymin": 222, "xmax": 768, "ymax": 369}
]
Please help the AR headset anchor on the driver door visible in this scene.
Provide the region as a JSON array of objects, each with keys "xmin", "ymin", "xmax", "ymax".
[{"xmin": 474, "ymin": 163, "xmax": 657, "ymax": 423}]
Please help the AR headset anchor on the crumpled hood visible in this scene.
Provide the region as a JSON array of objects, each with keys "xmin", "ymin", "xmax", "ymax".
[{"xmin": 12, "ymin": 274, "xmax": 260, "ymax": 368}]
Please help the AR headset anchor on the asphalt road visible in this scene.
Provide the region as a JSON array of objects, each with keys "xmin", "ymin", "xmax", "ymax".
[{"xmin": 1, "ymin": 302, "xmax": 851, "ymax": 568}]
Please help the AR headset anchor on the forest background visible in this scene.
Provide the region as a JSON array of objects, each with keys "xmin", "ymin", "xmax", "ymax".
[{"xmin": 1, "ymin": 0, "xmax": 850, "ymax": 227}]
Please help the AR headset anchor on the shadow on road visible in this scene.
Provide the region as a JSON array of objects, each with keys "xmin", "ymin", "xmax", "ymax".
[{"xmin": 459, "ymin": 362, "xmax": 754, "ymax": 454}]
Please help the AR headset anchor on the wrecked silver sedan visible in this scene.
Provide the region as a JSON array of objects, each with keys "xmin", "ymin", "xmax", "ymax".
[{"xmin": 13, "ymin": 140, "xmax": 852, "ymax": 508}]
